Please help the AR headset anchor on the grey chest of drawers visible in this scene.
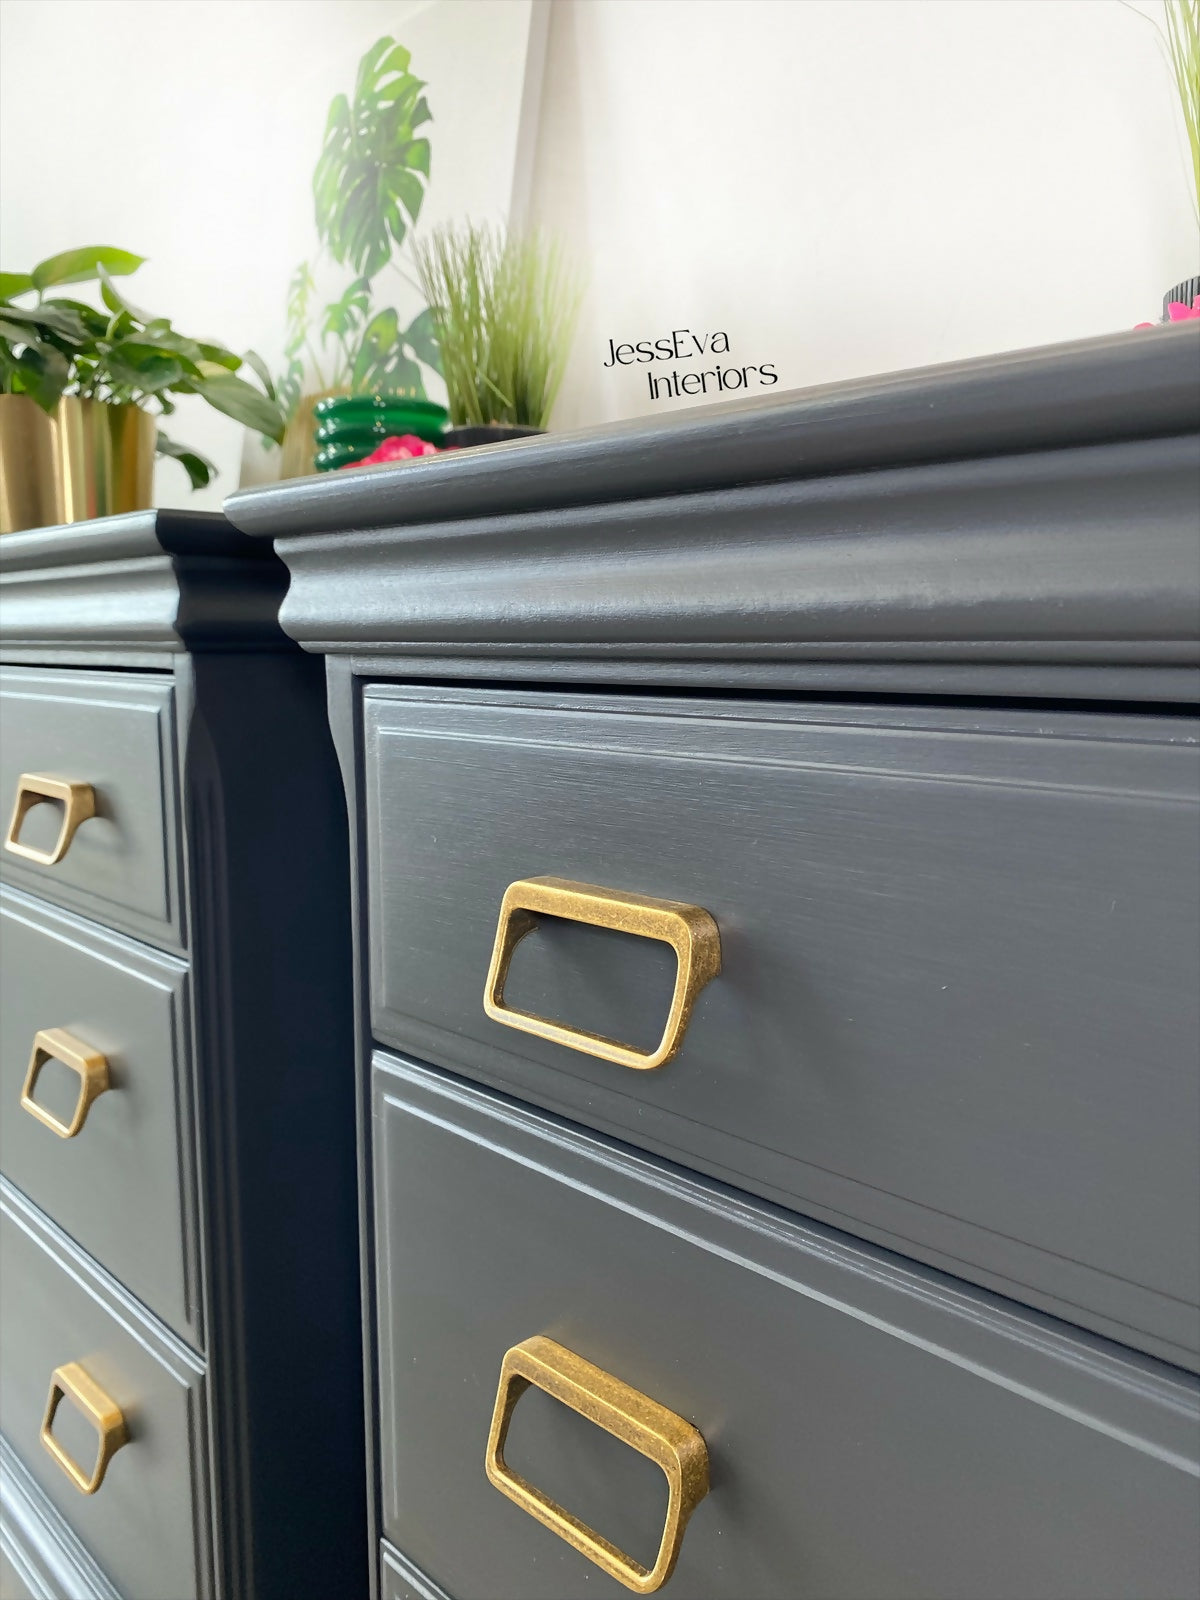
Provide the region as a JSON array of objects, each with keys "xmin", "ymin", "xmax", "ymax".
[
  {"xmin": 228, "ymin": 326, "xmax": 1200, "ymax": 1600},
  {"xmin": 0, "ymin": 511, "xmax": 365, "ymax": 1600}
]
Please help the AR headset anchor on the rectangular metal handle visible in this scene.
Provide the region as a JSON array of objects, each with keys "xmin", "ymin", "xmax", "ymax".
[
  {"xmin": 483, "ymin": 877, "xmax": 721, "ymax": 1070},
  {"xmin": 485, "ymin": 1336, "xmax": 709, "ymax": 1593},
  {"xmin": 42, "ymin": 1362, "xmax": 129, "ymax": 1494},
  {"xmin": 5, "ymin": 773, "xmax": 96, "ymax": 864},
  {"xmin": 21, "ymin": 1028, "xmax": 111, "ymax": 1138}
]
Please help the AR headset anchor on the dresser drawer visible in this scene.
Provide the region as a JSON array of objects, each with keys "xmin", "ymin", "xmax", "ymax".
[
  {"xmin": 363, "ymin": 689, "xmax": 1200, "ymax": 1367},
  {"xmin": 371, "ymin": 1054, "xmax": 1200, "ymax": 1600},
  {"xmin": 0, "ymin": 1182, "xmax": 208, "ymax": 1600},
  {"xmin": 0, "ymin": 1438, "xmax": 122, "ymax": 1600},
  {"xmin": 0, "ymin": 667, "xmax": 181, "ymax": 948},
  {"xmin": 381, "ymin": 1540, "xmax": 453, "ymax": 1600},
  {"xmin": 0, "ymin": 890, "xmax": 197, "ymax": 1341}
]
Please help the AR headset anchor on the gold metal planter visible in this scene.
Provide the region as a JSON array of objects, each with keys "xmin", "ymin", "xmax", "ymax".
[{"xmin": 0, "ymin": 394, "xmax": 157, "ymax": 533}]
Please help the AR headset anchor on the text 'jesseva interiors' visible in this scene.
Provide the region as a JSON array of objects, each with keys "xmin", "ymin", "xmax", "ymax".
[{"xmin": 603, "ymin": 328, "xmax": 779, "ymax": 399}]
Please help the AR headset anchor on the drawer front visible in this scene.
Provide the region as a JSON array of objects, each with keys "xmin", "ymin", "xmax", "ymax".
[
  {"xmin": 0, "ymin": 1438, "xmax": 122, "ymax": 1600},
  {"xmin": 0, "ymin": 1183, "xmax": 207, "ymax": 1600},
  {"xmin": 372, "ymin": 1053, "xmax": 1200, "ymax": 1600},
  {"xmin": 0, "ymin": 667, "xmax": 181, "ymax": 948},
  {"xmin": 364, "ymin": 689, "xmax": 1200, "ymax": 1365},
  {"xmin": 0, "ymin": 890, "xmax": 196, "ymax": 1341},
  {"xmin": 381, "ymin": 1541, "xmax": 454, "ymax": 1600}
]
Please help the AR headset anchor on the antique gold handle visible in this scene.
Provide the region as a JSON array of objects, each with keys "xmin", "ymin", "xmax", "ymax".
[
  {"xmin": 21, "ymin": 1028, "xmax": 111, "ymax": 1139},
  {"xmin": 486, "ymin": 1337, "xmax": 709, "ymax": 1593},
  {"xmin": 41, "ymin": 1363, "xmax": 129, "ymax": 1494},
  {"xmin": 4, "ymin": 774, "xmax": 96, "ymax": 865},
  {"xmin": 483, "ymin": 877, "xmax": 721, "ymax": 1070}
]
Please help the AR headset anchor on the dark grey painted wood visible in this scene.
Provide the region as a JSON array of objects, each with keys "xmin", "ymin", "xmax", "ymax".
[
  {"xmin": 225, "ymin": 331, "xmax": 1200, "ymax": 1597},
  {"xmin": 323, "ymin": 656, "xmax": 388, "ymax": 1597},
  {"xmin": 371, "ymin": 1053, "xmax": 1200, "ymax": 1600},
  {"xmin": 0, "ymin": 667, "xmax": 183, "ymax": 949},
  {"xmin": 1, "ymin": 509, "xmax": 368, "ymax": 1600},
  {"xmin": 341, "ymin": 651, "xmax": 1200, "ymax": 704},
  {"xmin": 0, "ymin": 1180, "xmax": 209, "ymax": 1600},
  {"xmin": 234, "ymin": 435, "xmax": 1200, "ymax": 703},
  {"xmin": 0, "ymin": 1439, "xmax": 121, "ymax": 1600},
  {"xmin": 380, "ymin": 1541, "xmax": 454, "ymax": 1600},
  {"xmin": 175, "ymin": 649, "xmax": 366, "ymax": 1600},
  {"xmin": 0, "ymin": 1547, "xmax": 34, "ymax": 1600},
  {"xmin": 0, "ymin": 1547, "xmax": 35, "ymax": 1600},
  {"xmin": 225, "ymin": 332, "xmax": 1200, "ymax": 704},
  {"xmin": 0, "ymin": 889, "xmax": 198, "ymax": 1342},
  {"xmin": 0, "ymin": 510, "xmax": 287, "ymax": 662},
  {"xmin": 228, "ymin": 326, "xmax": 1200, "ymax": 535},
  {"xmin": 362, "ymin": 686, "xmax": 1200, "ymax": 1369}
]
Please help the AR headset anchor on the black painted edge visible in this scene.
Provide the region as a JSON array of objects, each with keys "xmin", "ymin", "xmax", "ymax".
[{"xmin": 225, "ymin": 326, "xmax": 1200, "ymax": 538}]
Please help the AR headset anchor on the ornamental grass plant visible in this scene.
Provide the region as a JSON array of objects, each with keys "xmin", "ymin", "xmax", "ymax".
[
  {"xmin": 1164, "ymin": 0, "xmax": 1200, "ymax": 226},
  {"xmin": 413, "ymin": 222, "xmax": 581, "ymax": 430},
  {"xmin": 1130, "ymin": 0, "xmax": 1200, "ymax": 228}
]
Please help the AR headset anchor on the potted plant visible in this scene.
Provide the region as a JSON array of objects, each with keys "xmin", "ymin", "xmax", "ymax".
[
  {"xmin": 276, "ymin": 36, "xmax": 446, "ymax": 477},
  {"xmin": 413, "ymin": 222, "xmax": 581, "ymax": 447},
  {"xmin": 0, "ymin": 246, "xmax": 283, "ymax": 533}
]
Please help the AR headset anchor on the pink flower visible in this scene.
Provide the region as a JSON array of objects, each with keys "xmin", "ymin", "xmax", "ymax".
[
  {"xmin": 340, "ymin": 433, "xmax": 439, "ymax": 469},
  {"xmin": 1135, "ymin": 296, "xmax": 1200, "ymax": 329}
]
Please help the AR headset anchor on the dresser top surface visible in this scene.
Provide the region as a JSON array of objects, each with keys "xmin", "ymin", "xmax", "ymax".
[
  {"xmin": 0, "ymin": 509, "xmax": 290, "ymax": 662},
  {"xmin": 225, "ymin": 326, "xmax": 1200, "ymax": 539},
  {"xmin": 0, "ymin": 508, "xmax": 275, "ymax": 573},
  {"xmin": 221, "ymin": 328, "xmax": 1200, "ymax": 701}
]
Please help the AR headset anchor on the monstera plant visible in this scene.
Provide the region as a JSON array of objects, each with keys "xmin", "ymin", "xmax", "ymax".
[
  {"xmin": 277, "ymin": 34, "xmax": 442, "ymax": 445},
  {"xmin": 314, "ymin": 37, "xmax": 432, "ymax": 278}
]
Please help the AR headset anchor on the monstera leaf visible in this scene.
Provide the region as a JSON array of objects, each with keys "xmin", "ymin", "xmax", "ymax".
[
  {"xmin": 322, "ymin": 276, "xmax": 371, "ymax": 341},
  {"xmin": 349, "ymin": 306, "xmax": 442, "ymax": 397},
  {"xmin": 314, "ymin": 37, "xmax": 432, "ymax": 277}
]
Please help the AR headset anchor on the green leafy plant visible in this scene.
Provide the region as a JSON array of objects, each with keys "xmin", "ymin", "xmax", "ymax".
[
  {"xmin": 276, "ymin": 265, "xmax": 439, "ymax": 420},
  {"xmin": 1, "ymin": 246, "xmax": 284, "ymax": 489},
  {"xmin": 314, "ymin": 38, "xmax": 431, "ymax": 277},
  {"xmin": 413, "ymin": 222, "xmax": 581, "ymax": 429},
  {"xmin": 277, "ymin": 35, "xmax": 441, "ymax": 430}
]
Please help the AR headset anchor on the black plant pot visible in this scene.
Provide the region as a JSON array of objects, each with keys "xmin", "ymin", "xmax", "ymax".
[
  {"xmin": 441, "ymin": 424, "xmax": 545, "ymax": 448},
  {"xmin": 1162, "ymin": 276, "xmax": 1200, "ymax": 318}
]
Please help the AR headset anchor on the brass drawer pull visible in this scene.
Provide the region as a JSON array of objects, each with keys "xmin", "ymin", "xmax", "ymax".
[
  {"xmin": 21, "ymin": 1028, "xmax": 111, "ymax": 1139},
  {"xmin": 41, "ymin": 1362, "xmax": 129, "ymax": 1494},
  {"xmin": 483, "ymin": 877, "xmax": 721, "ymax": 1070},
  {"xmin": 486, "ymin": 1336, "xmax": 709, "ymax": 1594},
  {"xmin": 5, "ymin": 773, "xmax": 96, "ymax": 865}
]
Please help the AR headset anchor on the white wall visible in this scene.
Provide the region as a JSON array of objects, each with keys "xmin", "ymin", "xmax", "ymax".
[
  {"xmin": 2, "ymin": 0, "xmax": 1196, "ymax": 499},
  {"xmin": 527, "ymin": 0, "xmax": 1200, "ymax": 429},
  {"xmin": 0, "ymin": 0, "xmax": 541, "ymax": 507}
]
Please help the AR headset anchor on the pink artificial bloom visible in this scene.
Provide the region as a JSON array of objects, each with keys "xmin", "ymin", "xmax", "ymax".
[
  {"xmin": 1135, "ymin": 296, "xmax": 1200, "ymax": 329},
  {"xmin": 340, "ymin": 433, "xmax": 439, "ymax": 469}
]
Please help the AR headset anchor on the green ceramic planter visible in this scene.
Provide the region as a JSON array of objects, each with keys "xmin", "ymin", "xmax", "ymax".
[
  {"xmin": 313, "ymin": 394, "xmax": 447, "ymax": 445},
  {"xmin": 313, "ymin": 440, "xmax": 382, "ymax": 472}
]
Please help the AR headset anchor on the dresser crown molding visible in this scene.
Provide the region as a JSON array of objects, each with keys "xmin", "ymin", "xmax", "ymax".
[
  {"xmin": 225, "ymin": 329, "xmax": 1200, "ymax": 702},
  {"xmin": 0, "ymin": 508, "xmax": 289, "ymax": 664}
]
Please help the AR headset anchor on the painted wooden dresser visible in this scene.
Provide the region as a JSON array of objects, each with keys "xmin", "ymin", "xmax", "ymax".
[
  {"xmin": 0, "ymin": 511, "xmax": 365, "ymax": 1600},
  {"xmin": 227, "ymin": 326, "xmax": 1200, "ymax": 1600}
]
